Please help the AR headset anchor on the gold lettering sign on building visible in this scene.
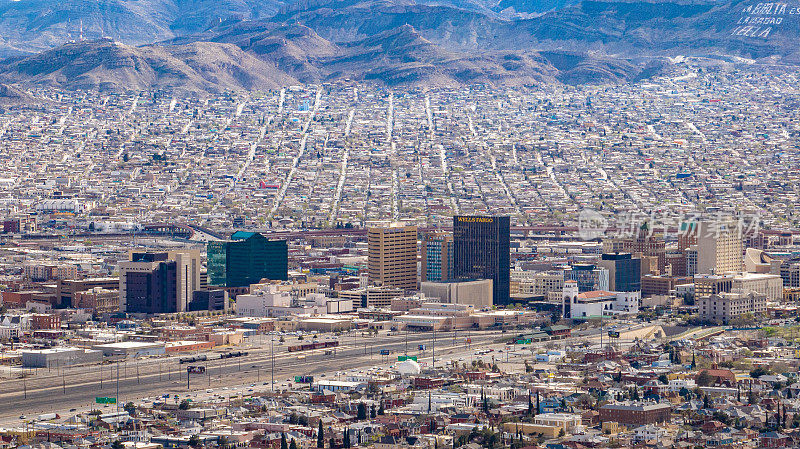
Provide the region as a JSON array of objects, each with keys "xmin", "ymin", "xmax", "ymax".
[{"xmin": 457, "ymin": 217, "xmax": 494, "ymax": 223}]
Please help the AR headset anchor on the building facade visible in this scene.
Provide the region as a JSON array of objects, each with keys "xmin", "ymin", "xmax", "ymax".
[
  {"xmin": 599, "ymin": 253, "xmax": 642, "ymax": 292},
  {"xmin": 695, "ymin": 220, "xmax": 744, "ymax": 275},
  {"xmin": 421, "ymin": 232, "xmax": 453, "ymax": 282},
  {"xmin": 119, "ymin": 250, "xmax": 201, "ymax": 314},
  {"xmin": 453, "ymin": 215, "xmax": 510, "ymax": 305},
  {"xmin": 699, "ymin": 290, "xmax": 768, "ymax": 324},
  {"xmin": 367, "ymin": 224, "xmax": 418, "ymax": 290},
  {"xmin": 565, "ymin": 264, "xmax": 609, "ymax": 293},
  {"xmin": 208, "ymin": 232, "xmax": 288, "ymax": 288},
  {"xmin": 420, "ymin": 279, "xmax": 493, "ymax": 308}
]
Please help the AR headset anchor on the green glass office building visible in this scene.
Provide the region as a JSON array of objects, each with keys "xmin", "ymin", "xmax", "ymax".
[{"xmin": 208, "ymin": 231, "xmax": 288, "ymax": 287}]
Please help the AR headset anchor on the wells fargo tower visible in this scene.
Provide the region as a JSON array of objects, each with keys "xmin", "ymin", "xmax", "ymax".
[{"xmin": 453, "ymin": 215, "xmax": 510, "ymax": 306}]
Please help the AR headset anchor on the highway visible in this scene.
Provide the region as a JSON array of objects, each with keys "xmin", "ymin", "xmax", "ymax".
[
  {"xmin": 0, "ymin": 323, "xmax": 658, "ymax": 423},
  {"xmin": 0, "ymin": 329, "xmax": 497, "ymax": 422}
]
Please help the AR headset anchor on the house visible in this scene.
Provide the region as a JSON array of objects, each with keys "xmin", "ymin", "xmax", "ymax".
[
  {"xmin": 760, "ymin": 431, "xmax": 792, "ymax": 448},
  {"xmin": 696, "ymin": 369, "xmax": 736, "ymax": 387},
  {"xmin": 633, "ymin": 424, "xmax": 667, "ymax": 442}
]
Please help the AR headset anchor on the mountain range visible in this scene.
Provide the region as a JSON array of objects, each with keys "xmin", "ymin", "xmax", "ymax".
[{"xmin": 0, "ymin": 0, "xmax": 795, "ymax": 92}]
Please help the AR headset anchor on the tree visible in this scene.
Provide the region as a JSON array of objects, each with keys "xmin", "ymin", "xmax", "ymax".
[
  {"xmin": 343, "ymin": 429, "xmax": 351, "ymax": 448},
  {"xmin": 357, "ymin": 403, "xmax": 367, "ymax": 420},
  {"xmin": 179, "ymin": 399, "xmax": 191, "ymax": 410},
  {"xmin": 658, "ymin": 374, "xmax": 669, "ymax": 385},
  {"xmin": 558, "ymin": 428, "xmax": 566, "ymax": 437},
  {"xmin": 378, "ymin": 400, "xmax": 385, "ymax": 415},
  {"xmin": 370, "ymin": 403, "xmax": 376, "ymax": 419},
  {"xmin": 111, "ymin": 441, "xmax": 124, "ymax": 449},
  {"xmin": 281, "ymin": 433, "xmax": 288, "ymax": 449},
  {"xmin": 696, "ymin": 370, "xmax": 713, "ymax": 387},
  {"xmin": 218, "ymin": 436, "xmax": 230, "ymax": 449},
  {"xmin": 703, "ymin": 394, "xmax": 710, "ymax": 409},
  {"xmin": 188, "ymin": 435, "xmax": 201, "ymax": 448},
  {"xmin": 318, "ymin": 421, "xmax": 325, "ymax": 448},
  {"xmin": 123, "ymin": 402, "xmax": 136, "ymax": 416},
  {"xmin": 290, "ymin": 439, "xmax": 298, "ymax": 449}
]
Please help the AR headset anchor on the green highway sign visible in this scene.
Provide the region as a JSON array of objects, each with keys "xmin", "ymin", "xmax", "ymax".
[
  {"xmin": 95, "ymin": 397, "xmax": 117, "ymax": 404},
  {"xmin": 398, "ymin": 356, "xmax": 418, "ymax": 362}
]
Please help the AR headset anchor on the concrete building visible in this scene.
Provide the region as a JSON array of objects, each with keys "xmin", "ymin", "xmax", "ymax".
[
  {"xmin": 73, "ymin": 287, "xmax": 119, "ymax": 314},
  {"xmin": 603, "ymin": 230, "xmax": 666, "ymax": 273},
  {"xmin": 699, "ymin": 290, "xmax": 768, "ymax": 324},
  {"xmin": 744, "ymin": 248, "xmax": 775, "ymax": 273},
  {"xmin": 420, "ymin": 279, "xmax": 493, "ymax": 308},
  {"xmin": 189, "ymin": 290, "xmax": 229, "ymax": 312},
  {"xmin": 562, "ymin": 280, "xmax": 640, "ymax": 319},
  {"xmin": 92, "ymin": 341, "xmax": 167, "ymax": 358},
  {"xmin": 56, "ymin": 278, "xmax": 119, "ymax": 309},
  {"xmin": 337, "ymin": 286, "xmax": 406, "ymax": 309},
  {"xmin": 119, "ymin": 250, "xmax": 201, "ymax": 314},
  {"xmin": 695, "ymin": 220, "xmax": 743, "ymax": 275},
  {"xmin": 695, "ymin": 272, "xmax": 783, "ymax": 301},
  {"xmin": 235, "ymin": 285, "xmax": 291, "ymax": 317},
  {"xmin": 22, "ymin": 347, "xmax": 103, "ymax": 368},
  {"xmin": 367, "ymin": 224, "xmax": 418, "ymax": 290},
  {"xmin": 511, "ymin": 270, "xmax": 564, "ymax": 297},
  {"xmin": 599, "ymin": 402, "xmax": 672, "ymax": 425}
]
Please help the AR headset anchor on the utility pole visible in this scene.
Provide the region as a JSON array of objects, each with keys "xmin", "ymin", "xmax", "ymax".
[
  {"xmin": 271, "ymin": 336, "xmax": 275, "ymax": 392},
  {"xmin": 116, "ymin": 362, "xmax": 120, "ymax": 415},
  {"xmin": 405, "ymin": 327, "xmax": 408, "ymax": 356},
  {"xmin": 432, "ymin": 326, "xmax": 436, "ymax": 369}
]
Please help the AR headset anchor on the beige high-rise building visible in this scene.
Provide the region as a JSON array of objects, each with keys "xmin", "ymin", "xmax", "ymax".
[
  {"xmin": 695, "ymin": 221, "xmax": 743, "ymax": 275},
  {"xmin": 368, "ymin": 224, "xmax": 418, "ymax": 290}
]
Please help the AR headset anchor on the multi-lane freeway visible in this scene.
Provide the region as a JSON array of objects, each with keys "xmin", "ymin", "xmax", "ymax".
[
  {"xmin": 0, "ymin": 329, "xmax": 497, "ymax": 422},
  {"xmin": 0, "ymin": 322, "xmax": 659, "ymax": 424}
]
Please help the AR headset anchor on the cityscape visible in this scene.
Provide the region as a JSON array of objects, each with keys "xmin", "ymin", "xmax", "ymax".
[{"xmin": 2, "ymin": 0, "xmax": 800, "ymax": 447}]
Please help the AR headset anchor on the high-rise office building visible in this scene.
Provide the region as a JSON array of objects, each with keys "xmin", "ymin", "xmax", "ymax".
[
  {"xmin": 695, "ymin": 221, "xmax": 743, "ymax": 275},
  {"xmin": 599, "ymin": 253, "xmax": 642, "ymax": 292},
  {"xmin": 421, "ymin": 232, "xmax": 453, "ymax": 282},
  {"xmin": 119, "ymin": 249, "xmax": 201, "ymax": 314},
  {"xmin": 207, "ymin": 231, "xmax": 288, "ymax": 288},
  {"xmin": 368, "ymin": 224, "xmax": 418, "ymax": 290},
  {"xmin": 453, "ymin": 215, "xmax": 510, "ymax": 306}
]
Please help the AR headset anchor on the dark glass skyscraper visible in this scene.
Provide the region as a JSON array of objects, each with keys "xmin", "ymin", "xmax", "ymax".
[
  {"xmin": 208, "ymin": 231, "xmax": 288, "ymax": 287},
  {"xmin": 453, "ymin": 215, "xmax": 510, "ymax": 306},
  {"xmin": 599, "ymin": 253, "xmax": 642, "ymax": 292}
]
